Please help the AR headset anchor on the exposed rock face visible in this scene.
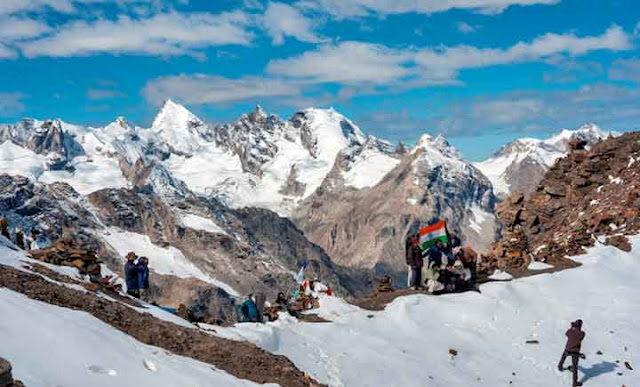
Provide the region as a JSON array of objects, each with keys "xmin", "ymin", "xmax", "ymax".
[
  {"xmin": 475, "ymin": 124, "xmax": 607, "ymax": 198},
  {"xmin": 294, "ymin": 134, "xmax": 497, "ymax": 290},
  {"xmin": 87, "ymin": 187, "xmax": 353, "ymax": 301},
  {"xmin": 486, "ymin": 132, "xmax": 640, "ymax": 274},
  {"xmin": 0, "ymin": 174, "xmax": 98, "ymax": 245}
]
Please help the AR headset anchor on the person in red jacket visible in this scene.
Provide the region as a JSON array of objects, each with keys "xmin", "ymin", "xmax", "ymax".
[{"xmin": 558, "ymin": 319, "xmax": 586, "ymax": 386}]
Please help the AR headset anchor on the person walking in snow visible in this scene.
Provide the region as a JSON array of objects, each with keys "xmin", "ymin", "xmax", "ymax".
[
  {"xmin": 407, "ymin": 235, "xmax": 424, "ymax": 290},
  {"xmin": 124, "ymin": 252, "xmax": 140, "ymax": 298},
  {"xmin": 558, "ymin": 319, "xmax": 586, "ymax": 387},
  {"xmin": 137, "ymin": 256, "xmax": 150, "ymax": 302}
]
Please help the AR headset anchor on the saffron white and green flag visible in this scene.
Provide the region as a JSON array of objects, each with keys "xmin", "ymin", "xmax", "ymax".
[{"xmin": 418, "ymin": 220, "xmax": 449, "ymax": 251}]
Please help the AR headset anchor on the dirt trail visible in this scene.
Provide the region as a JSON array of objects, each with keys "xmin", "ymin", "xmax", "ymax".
[{"xmin": 0, "ymin": 263, "xmax": 324, "ymax": 387}]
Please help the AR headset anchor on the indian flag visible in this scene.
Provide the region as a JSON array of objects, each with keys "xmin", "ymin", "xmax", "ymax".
[{"xmin": 419, "ymin": 220, "xmax": 449, "ymax": 251}]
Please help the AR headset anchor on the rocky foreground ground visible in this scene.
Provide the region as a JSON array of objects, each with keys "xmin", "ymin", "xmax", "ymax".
[{"xmin": 0, "ymin": 257, "xmax": 323, "ymax": 387}]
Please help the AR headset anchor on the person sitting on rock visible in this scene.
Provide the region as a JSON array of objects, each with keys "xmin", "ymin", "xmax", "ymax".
[
  {"xmin": 124, "ymin": 252, "xmax": 140, "ymax": 298},
  {"xmin": 274, "ymin": 292, "xmax": 289, "ymax": 311},
  {"xmin": 558, "ymin": 319, "xmax": 586, "ymax": 387},
  {"xmin": 137, "ymin": 256, "xmax": 150, "ymax": 302}
]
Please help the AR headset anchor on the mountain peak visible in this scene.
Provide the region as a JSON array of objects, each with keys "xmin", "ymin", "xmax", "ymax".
[{"xmin": 152, "ymin": 99, "xmax": 203, "ymax": 131}]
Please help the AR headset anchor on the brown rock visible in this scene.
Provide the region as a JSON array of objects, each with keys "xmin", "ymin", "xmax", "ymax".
[
  {"xmin": 449, "ymin": 349, "xmax": 458, "ymax": 357},
  {"xmin": 606, "ymin": 236, "xmax": 632, "ymax": 252}
]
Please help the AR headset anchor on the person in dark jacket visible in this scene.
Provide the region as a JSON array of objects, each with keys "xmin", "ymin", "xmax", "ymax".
[
  {"xmin": 558, "ymin": 319, "xmax": 586, "ymax": 386},
  {"xmin": 137, "ymin": 256, "xmax": 150, "ymax": 301},
  {"xmin": 427, "ymin": 239, "xmax": 445, "ymax": 267},
  {"xmin": 124, "ymin": 252, "xmax": 140, "ymax": 298},
  {"xmin": 406, "ymin": 236, "xmax": 424, "ymax": 289}
]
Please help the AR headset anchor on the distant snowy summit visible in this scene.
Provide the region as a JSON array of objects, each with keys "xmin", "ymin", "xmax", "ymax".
[
  {"xmin": 474, "ymin": 124, "xmax": 609, "ymax": 197},
  {"xmin": 0, "ymin": 100, "xmax": 405, "ymax": 216}
]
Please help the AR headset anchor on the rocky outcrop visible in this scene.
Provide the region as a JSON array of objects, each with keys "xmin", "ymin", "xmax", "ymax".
[
  {"xmin": 294, "ymin": 134, "xmax": 497, "ymax": 291},
  {"xmin": 0, "ymin": 174, "xmax": 98, "ymax": 245},
  {"xmin": 0, "ymin": 357, "xmax": 25, "ymax": 387},
  {"xmin": 486, "ymin": 131, "xmax": 640, "ymax": 274}
]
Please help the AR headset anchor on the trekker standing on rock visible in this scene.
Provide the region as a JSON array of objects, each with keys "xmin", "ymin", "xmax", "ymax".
[
  {"xmin": 137, "ymin": 256, "xmax": 150, "ymax": 302},
  {"xmin": 558, "ymin": 319, "xmax": 586, "ymax": 386},
  {"xmin": 407, "ymin": 235, "xmax": 424, "ymax": 290},
  {"xmin": 124, "ymin": 252, "xmax": 140, "ymax": 298}
]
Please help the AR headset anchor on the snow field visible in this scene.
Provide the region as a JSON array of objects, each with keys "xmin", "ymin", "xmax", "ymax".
[{"xmin": 217, "ymin": 237, "xmax": 640, "ymax": 387}]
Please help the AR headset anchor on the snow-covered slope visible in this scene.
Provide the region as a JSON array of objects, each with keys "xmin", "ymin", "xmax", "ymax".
[
  {"xmin": 217, "ymin": 236, "xmax": 640, "ymax": 387},
  {"xmin": 475, "ymin": 124, "xmax": 607, "ymax": 196}
]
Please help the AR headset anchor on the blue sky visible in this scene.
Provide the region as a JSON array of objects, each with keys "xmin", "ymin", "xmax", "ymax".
[{"xmin": 0, "ymin": 0, "xmax": 639, "ymax": 160}]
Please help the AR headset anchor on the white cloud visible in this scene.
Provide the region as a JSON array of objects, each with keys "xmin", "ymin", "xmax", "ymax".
[
  {"xmin": 609, "ymin": 58, "xmax": 640, "ymax": 83},
  {"xmin": 0, "ymin": 43, "xmax": 17, "ymax": 59},
  {"xmin": 142, "ymin": 74, "xmax": 302, "ymax": 105},
  {"xmin": 471, "ymin": 98, "xmax": 545, "ymax": 125},
  {"xmin": 266, "ymin": 25, "xmax": 633, "ymax": 87},
  {"xmin": 456, "ymin": 21, "xmax": 476, "ymax": 34},
  {"xmin": 414, "ymin": 25, "xmax": 632, "ymax": 75},
  {"xmin": 0, "ymin": 17, "xmax": 52, "ymax": 41},
  {"xmin": 267, "ymin": 41, "xmax": 415, "ymax": 85},
  {"xmin": 87, "ymin": 88, "xmax": 126, "ymax": 100},
  {"xmin": 0, "ymin": 0, "xmax": 154, "ymax": 16},
  {"xmin": 0, "ymin": 92, "xmax": 26, "ymax": 117},
  {"xmin": 435, "ymin": 83, "xmax": 640, "ymax": 136},
  {"xmin": 297, "ymin": 0, "xmax": 560, "ymax": 19},
  {"xmin": 18, "ymin": 11, "xmax": 254, "ymax": 58},
  {"xmin": 262, "ymin": 2, "xmax": 322, "ymax": 45}
]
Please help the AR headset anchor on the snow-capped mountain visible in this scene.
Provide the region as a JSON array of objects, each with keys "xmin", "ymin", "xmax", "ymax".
[
  {"xmin": 154, "ymin": 101, "xmax": 401, "ymax": 215},
  {"xmin": 474, "ymin": 123, "xmax": 607, "ymax": 197},
  {"xmin": 0, "ymin": 101, "xmax": 401, "ymax": 215},
  {"xmin": 293, "ymin": 132, "xmax": 497, "ymax": 286}
]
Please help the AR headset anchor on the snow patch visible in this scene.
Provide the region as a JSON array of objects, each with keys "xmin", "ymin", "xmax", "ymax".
[
  {"xmin": 180, "ymin": 214, "xmax": 228, "ymax": 235},
  {"xmin": 527, "ymin": 261, "xmax": 554, "ymax": 271}
]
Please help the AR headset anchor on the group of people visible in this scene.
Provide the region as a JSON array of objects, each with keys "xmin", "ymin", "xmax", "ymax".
[
  {"xmin": 123, "ymin": 252, "xmax": 151, "ymax": 301},
  {"xmin": 238, "ymin": 279, "xmax": 331, "ymax": 323},
  {"xmin": 0, "ymin": 217, "xmax": 41, "ymax": 251},
  {"xmin": 406, "ymin": 233, "xmax": 477, "ymax": 293}
]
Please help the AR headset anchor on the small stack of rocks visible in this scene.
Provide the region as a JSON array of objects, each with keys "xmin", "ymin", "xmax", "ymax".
[
  {"xmin": 0, "ymin": 358, "xmax": 25, "ymax": 387},
  {"xmin": 376, "ymin": 275, "xmax": 393, "ymax": 293},
  {"xmin": 30, "ymin": 232, "xmax": 102, "ymax": 279}
]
